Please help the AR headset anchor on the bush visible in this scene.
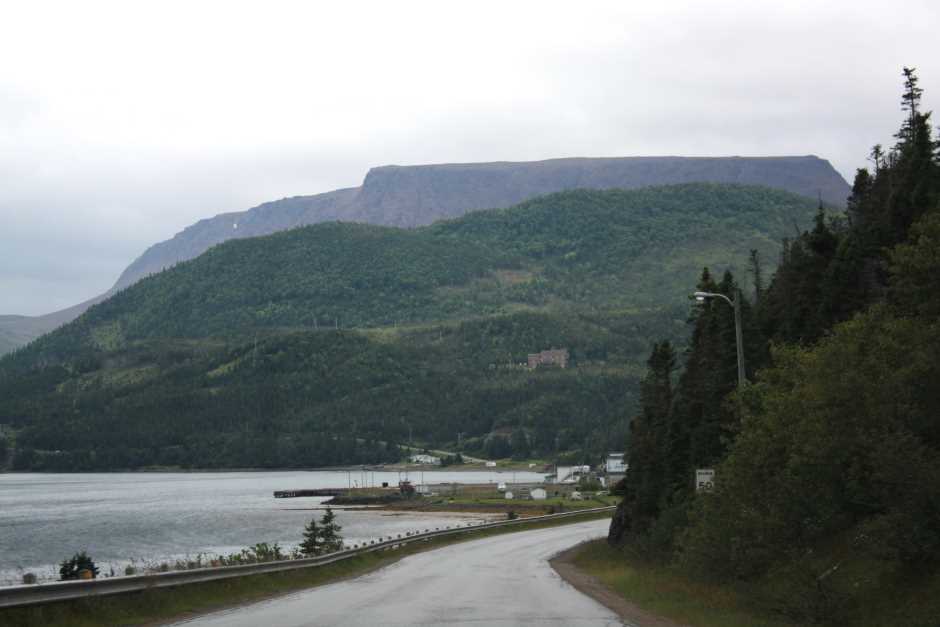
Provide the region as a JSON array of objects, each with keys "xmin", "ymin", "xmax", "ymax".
[{"xmin": 59, "ymin": 551, "xmax": 99, "ymax": 581}]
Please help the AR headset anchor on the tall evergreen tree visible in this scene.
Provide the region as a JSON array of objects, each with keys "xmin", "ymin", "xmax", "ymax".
[
  {"xmin": 609, "ymin": 340, "xmax": 677, "ymax": 545},
  {"xmin": 299, "ymin": 517, "xmax": 321, "ymax": 556},
  {"xmin": 318, "ymin": 507, "xmax": 344, "ymax": 553}
]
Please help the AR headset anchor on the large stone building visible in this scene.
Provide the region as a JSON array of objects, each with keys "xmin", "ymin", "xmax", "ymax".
[{"xmin": 527, "ymin": 348, "xmax": 569, "ymax": 369}]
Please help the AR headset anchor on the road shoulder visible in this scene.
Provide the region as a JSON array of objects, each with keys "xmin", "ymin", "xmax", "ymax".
[{"xmin": 550, "ymin": 542, "xmax": 690, "ymax": 627}]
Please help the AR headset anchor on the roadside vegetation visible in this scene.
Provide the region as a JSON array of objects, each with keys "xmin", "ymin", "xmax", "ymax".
[
  {"xmin": 599, "ymin": 68, "xmax": 940, "ymax": 625},
  {"xmin": 569, "ymin": 539, "xmax": 799, "ymax": 627}
]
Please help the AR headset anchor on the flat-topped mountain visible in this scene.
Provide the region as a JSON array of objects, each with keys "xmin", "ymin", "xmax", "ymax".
[
  {"xmin": 0, "ymin": 155, "xmax": 849, "ymax": 354},
  {"xmin": 115, "ymin": 155, "xmax": 848, "ymax": 290}
]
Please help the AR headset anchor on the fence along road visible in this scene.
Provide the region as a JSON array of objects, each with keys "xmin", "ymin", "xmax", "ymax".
[{"xmin": 0, "ymin": 506, "xmax": 615, "ymax": 610}]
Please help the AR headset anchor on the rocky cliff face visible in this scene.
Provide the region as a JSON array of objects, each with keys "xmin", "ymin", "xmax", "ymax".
[{"xmin": 1, "ymin": 155, "xmax": 850, "ymax": 353}]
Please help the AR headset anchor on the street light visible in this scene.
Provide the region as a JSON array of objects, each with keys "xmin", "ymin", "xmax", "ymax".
[{"xmin": 693, "ymin": 290, "xmax": 746, "ymax": 389}]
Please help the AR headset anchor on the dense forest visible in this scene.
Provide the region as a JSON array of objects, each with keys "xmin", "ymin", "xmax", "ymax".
[
  {"xmin": 0, "ymin": 184, "xmax": 819, "ymax": 470},
  {"xmin": 611, "ymin": 68, "xmax": 940, "ymax": 625}
]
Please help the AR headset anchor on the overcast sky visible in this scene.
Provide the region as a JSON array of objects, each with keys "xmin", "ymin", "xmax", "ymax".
[{"xmin": 2, "ymin": 0, "xmax": 938, "ymax": 315}]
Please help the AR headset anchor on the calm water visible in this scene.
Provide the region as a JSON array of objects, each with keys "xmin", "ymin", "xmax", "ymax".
[{"xmin": 0, "ymin": 470, "xmax": 544, "ymax": 585}]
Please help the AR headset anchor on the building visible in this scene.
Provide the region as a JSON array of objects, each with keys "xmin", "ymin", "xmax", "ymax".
[
  {"xmin": 409, "ymin": 454, "xmax": 442, "ymax": 465},
  {"xmin": 527, "ymin": 348, "xmax": 569, "ymax": 369},
  {"xmin": 546, "ymin": 464, "xmax": 591, "ymax": 484},
  {"xmin": 605, "ymin": 453, "xmax": 628, "ymax": 485},
  {"xmin": 605, "ymin": 453, "xmax": 627, "ymax": 473}
]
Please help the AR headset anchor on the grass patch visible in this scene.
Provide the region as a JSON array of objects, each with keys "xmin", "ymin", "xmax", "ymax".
[
  {"xmin": 1, "ymin": 511, "xmax": 611, "ymax": 627},
  {"xmin": 570, "ymin": 538, "xmax": 940, "ymax": 627},
  {"xmin": 569, "ymin": 540, "xmax": 798, "ymax": 627}
]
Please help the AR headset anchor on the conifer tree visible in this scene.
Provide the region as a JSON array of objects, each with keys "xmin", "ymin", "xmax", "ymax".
[
  {"xmin": 319, "ymin": 507, "xmax": 344, "ymax": 553},
  {"xmin": 299, "ymin": 517, "xmax": 321, "ymax": 556}
]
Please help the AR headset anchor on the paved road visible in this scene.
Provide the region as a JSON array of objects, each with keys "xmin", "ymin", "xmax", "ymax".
[{"xmin": 171, "ymin": 519, "xmax": 624, "ymax": 627}]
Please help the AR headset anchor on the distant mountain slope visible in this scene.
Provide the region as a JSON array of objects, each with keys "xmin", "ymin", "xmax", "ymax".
[
  {"xmin": 117, "ymin": 155, "xmax": 848, "ymax": 290},
  {"xmin": 5, "ymin": 183, "xmax": 815, "ymax": 363},
  {"xmin": 0, "ymin": 184, "xmax": 819, "ymax": 471},
  {"xmin": 0, "ymin": 155, "xmax": 849, "ymax": 354}
]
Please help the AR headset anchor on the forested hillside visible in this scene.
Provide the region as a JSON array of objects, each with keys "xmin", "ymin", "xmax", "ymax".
[
  {"xmin": 611, "ymin": 68, "xmax": 940, "ymax": 626},
  {"xmin": 0, "ymin": 184, "xmax": 819, "ymax": 471},
  {"xmin": 0, "ymin": 155, "xmax": 849, "ymax": 355}
]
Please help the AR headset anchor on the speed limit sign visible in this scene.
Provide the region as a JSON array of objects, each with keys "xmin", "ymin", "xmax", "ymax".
[{"xmin": 696, "ymin": 468, "xmax": 715, "ymax": 492}]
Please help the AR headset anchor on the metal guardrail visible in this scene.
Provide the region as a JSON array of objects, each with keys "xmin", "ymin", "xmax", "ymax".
[{"xmin": 0, "ymin": 505, "xmax": 615, "ymax": 610}]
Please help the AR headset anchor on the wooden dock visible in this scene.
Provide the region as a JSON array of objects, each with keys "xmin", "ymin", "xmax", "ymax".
[{"xmin": 273, "ymin": 489, "xmax": 347, "ymax": 498}]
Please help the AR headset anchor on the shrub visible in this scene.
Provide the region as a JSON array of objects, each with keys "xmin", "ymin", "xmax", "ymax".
[{"xmin": 59, "ymin": 551, "xmax": 99, "ymax": 581}]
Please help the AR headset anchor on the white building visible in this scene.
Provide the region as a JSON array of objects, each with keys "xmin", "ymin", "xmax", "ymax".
[
  {"xmin": 605, "ymin": 453, "xmax": 628, "ymax": 485},
  {"xmin": 548, "ymin": 465, "xmax": 591, "ymax": 484},
  {"xmin": 605, "ymin": 453, "xmax": 627, "ymax": 474},
  {"xmin": 409, "ymin": 454, "xmax": 442, "ymax": 465}
]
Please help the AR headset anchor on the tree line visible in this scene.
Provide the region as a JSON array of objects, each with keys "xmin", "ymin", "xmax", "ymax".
[{"xmin": 612, "ymin": 68, "xmax": 940, "ymax": 623}]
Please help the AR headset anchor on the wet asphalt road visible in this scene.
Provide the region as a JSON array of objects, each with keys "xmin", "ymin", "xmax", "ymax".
[{"xmin": 170, "ymin": 518, "xmax": 625, "ymax": 626}]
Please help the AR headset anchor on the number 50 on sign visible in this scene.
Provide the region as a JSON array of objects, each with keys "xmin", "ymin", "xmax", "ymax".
[{"xmin": 696, "ymin": 468, "xmax": 715, "ymax": 492}]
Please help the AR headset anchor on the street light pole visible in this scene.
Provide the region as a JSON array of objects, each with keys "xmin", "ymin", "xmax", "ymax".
[{"xmin": 693, "ymin": 289, "xmax": 746, "ymax": 389}]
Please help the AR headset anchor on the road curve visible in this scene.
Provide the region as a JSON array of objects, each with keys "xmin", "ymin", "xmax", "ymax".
[{"xmin": 170, "ymin": 519, "xmax": 625, "ymax": 627}]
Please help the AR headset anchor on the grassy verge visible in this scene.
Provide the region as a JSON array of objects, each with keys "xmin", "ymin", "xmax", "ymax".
[
  {"xmin": 569, "ymin": 538, "xmax": 940, "ymax": 627},
  {"xmin": 1, "ymin": 511, "xmax": 611, "ymax": 627},
  {"xmin": 567, "ymin": 540, "xmax": 798, "ymax": 627}
]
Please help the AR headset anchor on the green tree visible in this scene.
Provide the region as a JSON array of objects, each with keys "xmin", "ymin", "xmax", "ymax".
[
  {"xmin": 300, "ymin": 508, "xmax": 344, "ymax": 556},
  {"xmin": 319, "ymin": 507, "xmax": 344, "ymax": 553},
  {"xmin": 485, "ymin": 435, "xmax": 511, "ymax": 459},
  {"xmin": 509, "ymin": 429, "xmax": 530, "ymax": 460},
  {"xmin": 890, "ymin": 208, "xmax": 940, "ymax": 318},
  {"xmin": 620, "ymin": 340, "xmax": 677, "ymax": 534},
  {"xmin": 299, "ymin": 517, "xmax": 321, "ymax": 556}
]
